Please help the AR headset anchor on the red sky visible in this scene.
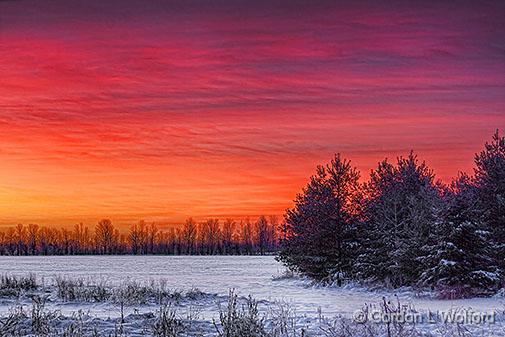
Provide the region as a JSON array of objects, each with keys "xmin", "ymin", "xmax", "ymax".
[{"xmin": 1, "ymin": 1, "xmax": 504, "ymax": 226}]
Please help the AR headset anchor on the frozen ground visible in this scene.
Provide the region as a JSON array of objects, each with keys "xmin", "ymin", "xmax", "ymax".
[{"xmin": 0, "ymin": 255, "xmax": 504, "ymax": 336}]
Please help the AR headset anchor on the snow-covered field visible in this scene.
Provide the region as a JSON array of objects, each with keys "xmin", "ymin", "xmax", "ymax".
[{"xmin": 0, "ymin": 256, "xmax": 503, "ymax": 336}]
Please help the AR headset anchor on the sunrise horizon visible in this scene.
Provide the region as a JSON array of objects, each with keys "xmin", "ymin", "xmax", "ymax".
[{"xmin": 0, "ymin": 138, "xmax": 501, "ymax": 227}]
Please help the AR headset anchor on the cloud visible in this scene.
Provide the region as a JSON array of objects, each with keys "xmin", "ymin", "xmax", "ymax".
[{"xmin": 0, "ymin": 0, "xmax": 504, "ymax": 225}]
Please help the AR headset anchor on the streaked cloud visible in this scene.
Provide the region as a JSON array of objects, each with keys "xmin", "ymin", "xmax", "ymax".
[{"xmin": 0, "ymin": 0, "xmax": 504, "ymax": 225}]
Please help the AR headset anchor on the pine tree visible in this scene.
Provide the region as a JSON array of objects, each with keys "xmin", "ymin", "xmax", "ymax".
[
  {"xmin": 355, "ymin": 153, "xmax": 442, "ymax": 286},
  {"xmin": 277, "ymin": 154, "xmax": 361, "ymax": 283},
  {"xmin": 474, "ymin": 130, "xmax": 505, "ymax": 272},
  {"xmin": 419, "ymin": 174, "xmax": 501, "ymax": 296}
]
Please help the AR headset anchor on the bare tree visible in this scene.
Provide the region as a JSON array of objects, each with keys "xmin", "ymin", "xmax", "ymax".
[
  {"xmin": 255, "ymin": 216, "xmax": 269, "ymax": 255},
  {"xmin": 15, "ymin": 223, "xmax": 26, "ymax": 255},
  {"xmin": 183, "ymin": 218, "xmax": 197, "ymax": 254},
  {"xmin": 129, "ymin": 223, "xmax": 141, "ymax": 255},
  {"xmin": 206, "ymin": 219, "xmax": 221, "ymax": 254},
  {"xmin": 95, "ymin": 219, "xmax": 114, "ymax": 254},
  {"xmin": 27, "ymin": 223, "xmax": 39, "ymax": 255},
  {"xmin": 268, "ymin": 215, "xmax": 279, "ymax": 251},
  {"xmin": 240, "ymin": 219, "xmax": 253, "ymax": 254},
  {"xmin": 222, "ymin": 218, "xmax": 236, "ymax": 254},
  {"xmin": 148, "ymin": 222, "xmax": 158, "ymax": 254}
]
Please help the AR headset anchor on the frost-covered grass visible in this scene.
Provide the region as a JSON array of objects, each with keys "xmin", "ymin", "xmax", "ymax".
[
  {"xmin": 54, "ymin": 276, "xmax": 193, "ymax": 305},
  {"xmin": 0, "ymin": 273, "xmax": 504, "ymax": 336},
  {"xmin": 0, "ymin": 273, "xmax": 37, "ymax": 297}
]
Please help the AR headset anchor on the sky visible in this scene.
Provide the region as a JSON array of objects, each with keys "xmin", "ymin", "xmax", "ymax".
[{"xmin": 0, "ymin": 0, "xmax": 504, "ymax": 226}]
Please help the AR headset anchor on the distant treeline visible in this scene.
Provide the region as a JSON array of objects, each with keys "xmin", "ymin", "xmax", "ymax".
[
  {"xmin": 0, "ymin": 216, "xmax": 280, "ymax": 255},
  {"xmin": 279, "ymin": 131, "xmax": 505, "ymax": 297}
]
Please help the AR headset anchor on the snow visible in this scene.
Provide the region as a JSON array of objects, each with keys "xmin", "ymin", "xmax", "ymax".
[
  {"xmin": 472, "ymin": 270, "xmax": 501, "ymax": 281},
  {"xmin": 440, "ymin": 259, "xmax": 457, "ymax": 266},
  {"xmin": 0, "ymin": 255, "xmax": 504, "ymax": 335}
]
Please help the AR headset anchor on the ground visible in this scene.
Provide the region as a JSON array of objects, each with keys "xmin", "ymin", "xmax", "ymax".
[{"xmin": 0, "ymin": 256, "xmax": 503, "ymax": 336}]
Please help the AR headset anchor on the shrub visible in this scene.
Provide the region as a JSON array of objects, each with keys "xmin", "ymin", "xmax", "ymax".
[
  {"xmin": 0, "ymin": 305, "xmax": 26, "ymax": 336},
  {"xmin": 31, "ymin": 295, "xmax": 59, "ymax": 335},
  {"xmin": 0, "ymin": 274, "xmax": 37, "ymax": 297},
  {"xmin": 214, "ymin": 290, "xmax": 267, "ymax": 337},
  {"xmin": 152, "ymin": 304, "xmax": 184, "ymax": 337}
]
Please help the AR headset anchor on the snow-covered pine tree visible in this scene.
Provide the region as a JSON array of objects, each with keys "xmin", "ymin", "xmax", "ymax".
[
  {"xmin": 355, "ymin": 153, "xmax": 442, "ymax": 287},
  {"xmin": 419, "ymin": 174, "xmax": 501, "ymax": 296},
  {"xmin": 354, "ymin": 159, "xmax": 398, "ymax": 285},
  {"xmin": 277, "ymin": 154, "xmax": 361, "ymax": 283},
  {"xmin": 474, "ymin": 130, "xmax": 505, "ymax": 274}
]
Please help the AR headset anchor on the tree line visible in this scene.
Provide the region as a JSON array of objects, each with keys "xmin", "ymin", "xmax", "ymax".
[
  {"xmin": 0, "ymin": 216, "xmax": 279, "ymax": 256},
  {"xmin": 279, "ymin": 131, "xmax": 505, "ymax": 297}
]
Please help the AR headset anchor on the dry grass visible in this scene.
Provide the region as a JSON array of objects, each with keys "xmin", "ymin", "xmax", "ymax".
[
  {"xmin": 0, "ymin": 274, "xmax": 37, "ymax": 297},
  {"xmin": 0, "ymin": 274, "xmax": 502, "ymax": 336}
]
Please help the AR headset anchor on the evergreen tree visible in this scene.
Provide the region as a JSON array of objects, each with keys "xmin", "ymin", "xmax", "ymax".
[
  {"xmin": 277, "ymin": 154, "xmax": 361, "ymax": 283},
  {"xmin": 474, "ymin": 130, "xmax": 505, "ymax": 271},
  {"xmin": 419, "ymin": 174, "xmax": 501, "ymax": 296},
  {"xmin": 355, "ymin": 153, "xmax": 442, "ymax": 286}
]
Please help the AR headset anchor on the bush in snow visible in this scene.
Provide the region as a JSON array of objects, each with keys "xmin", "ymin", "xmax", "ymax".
[
  {"xmin": 31, "ymin": 295, "xmax": 59, "ymax": 336},
  {"xmin": 152, "ymin": 304, "xmax": 184, "ymax": 337},
  {"xmin": 0, "ymin": 274, "xmax": 37, "ymax": 297},
  {"xmin": 55, "ymin": 276, "xmax": 110, "ymax": 302},
  {"xmin": 214, "ymin": 290, "xmax": 267, "ymax": 337},
  {"xmin": 0, "ymin": 305, "xmax": 26, "ymax": 336}
]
